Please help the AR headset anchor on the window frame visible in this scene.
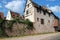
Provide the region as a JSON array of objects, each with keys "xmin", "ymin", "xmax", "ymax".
[{"xmin": 41, "ymin": 19, "xmax": 44, "ymax": 24}]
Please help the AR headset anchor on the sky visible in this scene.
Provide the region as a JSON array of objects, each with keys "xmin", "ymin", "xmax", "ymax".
[{"xmin": 0, "ymin": 0, "xmax": 60, "ymax": 18}]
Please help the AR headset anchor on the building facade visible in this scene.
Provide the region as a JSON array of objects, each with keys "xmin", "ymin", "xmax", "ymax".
[{"xmin": 24, "ymin": 0, "xmax": 58, "ymax": 33}]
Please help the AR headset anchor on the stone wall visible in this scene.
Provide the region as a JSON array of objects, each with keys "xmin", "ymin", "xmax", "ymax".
[
  {"xmin": 2, "ymin": 21, "xmax": 34, "ymax": 37},
  {"xmin": 33, "ymin": 8, "xmax": 55, "ymax": 33}
]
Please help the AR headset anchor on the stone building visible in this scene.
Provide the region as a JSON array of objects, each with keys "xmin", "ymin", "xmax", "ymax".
[
  {"xmin": 6, "ymin": 10, "xmax": 24, "ymax": 20},
  {"xmin": 0, "ymin": 12, "xmax": 4, "ymax": 19},
  {"xmin": 24, "ymin": 0, "xmax": 59, "ymax": 33}
]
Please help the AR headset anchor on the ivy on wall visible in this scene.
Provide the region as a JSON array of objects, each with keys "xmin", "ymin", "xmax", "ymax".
[
  {"xmin": 24, "ymin": 19, "xmax": 34, "ymax": 30},
  {"xmin": 6, "ymin": 18, "xmax": 34, "ymax": 31}
]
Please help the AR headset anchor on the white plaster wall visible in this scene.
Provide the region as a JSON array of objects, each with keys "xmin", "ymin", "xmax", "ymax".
[
  {"xmin": 6, "ymin": 11, "xmax": 13, "ymax": 20},
  {"xmin": 24, "ymin": 0, "xmax": 35, "ymax": 22}
]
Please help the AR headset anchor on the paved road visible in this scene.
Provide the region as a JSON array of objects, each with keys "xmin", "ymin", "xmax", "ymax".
[
  {"xmin": 41, "ymin": 33, "xmax": 60, "ymax": 40},
  {"xmin": 0, "ymin": 33, "xmax": 60, "ymax": 40}
]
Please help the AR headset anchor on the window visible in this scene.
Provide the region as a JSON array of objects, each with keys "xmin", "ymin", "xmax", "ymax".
[
  {"xmin": 37, "ymin": 18, "xmax": 39, "ymax": 21},
  {"xmin": 48, "ymin": 13, "xmax": 50, "ymax": 17},
  {"xmin": 41, "ymin": 19, "xmax": 44, "ymax": 24},
  {"xmin": 48, "ymin": 20, "xmax": 50, "ymax": 23},
  {"xmin": 26, "ymin": 10, "xmax": 28, "ymax": 14},
  {"xmin": 28, "ymin": 4, "xmax": 29, "ymax": 7},
  {"xmin": 40, "ymin": 10, "xmax": 41, "ymax": 13},
  {"xmin": 43, "ymin": 11, "xmax": 46, "ymax": 15},
  {"xmin": 13, "ymin": 15, "xmax": 15, "ymax": 18},
  {"xmin": 37, "ymin": 8, "xmax": 40, "ymax": 12}
]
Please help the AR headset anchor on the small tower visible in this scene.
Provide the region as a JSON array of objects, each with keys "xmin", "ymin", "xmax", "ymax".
[{"xmin": 24, "ymin": 0, "xmax": 35, "ymax": 22}]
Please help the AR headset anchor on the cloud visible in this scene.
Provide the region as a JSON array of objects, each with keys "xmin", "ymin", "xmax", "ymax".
[
  {"xmin": 47, "ymin": 5, "xmax": 60, "ymax": 13},
  {"xmin": 5, "ymin": 0, "xmax": 25, "ymax": 14}
]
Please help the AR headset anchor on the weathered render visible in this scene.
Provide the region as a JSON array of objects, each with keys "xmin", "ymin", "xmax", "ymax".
[{"xmin": 24, "ymin": 0, "xmax": 59, "ymax": 33}]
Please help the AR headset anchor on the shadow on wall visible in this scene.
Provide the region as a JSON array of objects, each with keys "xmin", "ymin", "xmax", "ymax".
[{"xmin": 54, "ymin": 26, "xmax": 60, "ymax": 32}]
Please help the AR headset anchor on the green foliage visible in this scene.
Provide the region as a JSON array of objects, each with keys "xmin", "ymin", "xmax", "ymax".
[
  {"xmin": 0, "ymin": 18, "xmax": 4, "ymax": 37},
  {"xmin": 7, "ymin": 20, "xmax": 15, "ymax": 31},
  {"xmin": 0, "ymin": 27, "xmax": 4, "ymax": 36},
  {"xmin": 15, "ymin": 17, "xmax": 34, "ymax": 30},
  {"xmin": 6, "ymin": 19, "xmax": 34, "ymax": 31},
  {"xmin": 24, "ymin": 19, "xmax": 34, "ymax": 30},
  {"xmin": 0, "ymin": 18, "xmax": 3, "ymax": 24}
]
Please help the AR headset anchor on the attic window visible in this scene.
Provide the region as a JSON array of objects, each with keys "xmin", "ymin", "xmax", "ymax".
[
  {"xmin": 13, "ymin": 15, "xmax": 15, "ymax": 18},
  {"xmin": 43, "ymin": 11, "xmax": 46, "ymax": 15},
  {"xmin": 28, "ymin": 4, "xmax": 29, "ymax": 7},
  {"xmin": 37, "ymin": 8, "xmax": 40, "ymax": 12}
]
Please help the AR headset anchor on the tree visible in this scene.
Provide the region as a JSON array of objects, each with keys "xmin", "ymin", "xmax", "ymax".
[
  {"xmin": 24, "ymin": 19, "xmax": 34, "ymax": 30},
  {"xmin": 0, "ymin": 18, "xmax": 3, "ymax": 24},
  {"xmin": 0, "ymin": 18, "xmax": 4, "ymax": 36}
]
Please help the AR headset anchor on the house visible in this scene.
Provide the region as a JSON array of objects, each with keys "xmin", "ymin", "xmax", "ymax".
[
  {"xmin": 0, "ymin": 12, "xmax": 4, "ymax": 19},
  {"xmin": 6, "ymin": 10, "xmax": 24, "ymax": 20},
  {"xmin": 24, "ymin": 0, "xmax": 59, "ymax": 33}
]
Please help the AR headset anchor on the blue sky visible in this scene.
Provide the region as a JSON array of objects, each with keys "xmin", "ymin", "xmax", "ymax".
[{"xmin": 0, "ymin": 0, "xmax": 60, "ymax": 18}]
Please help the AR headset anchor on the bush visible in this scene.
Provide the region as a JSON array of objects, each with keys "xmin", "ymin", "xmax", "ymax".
[
  {"xmin": 7, "ymin": 20, "xmax": 15, "ymax": 31},
  {"xmin": 0, "ymin": 18, "xmax": 4, "ymax": 37},
  {"xmin": 0, "ymin": 18, "xmax": 3, "ymax": 24},
  {"xmin": 24, "ymin": 19, "xmax": 34, "ymax": 30},
  {"xmin": 0, "ymin": 27, "xmax": 4, "ymax": 36}
]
